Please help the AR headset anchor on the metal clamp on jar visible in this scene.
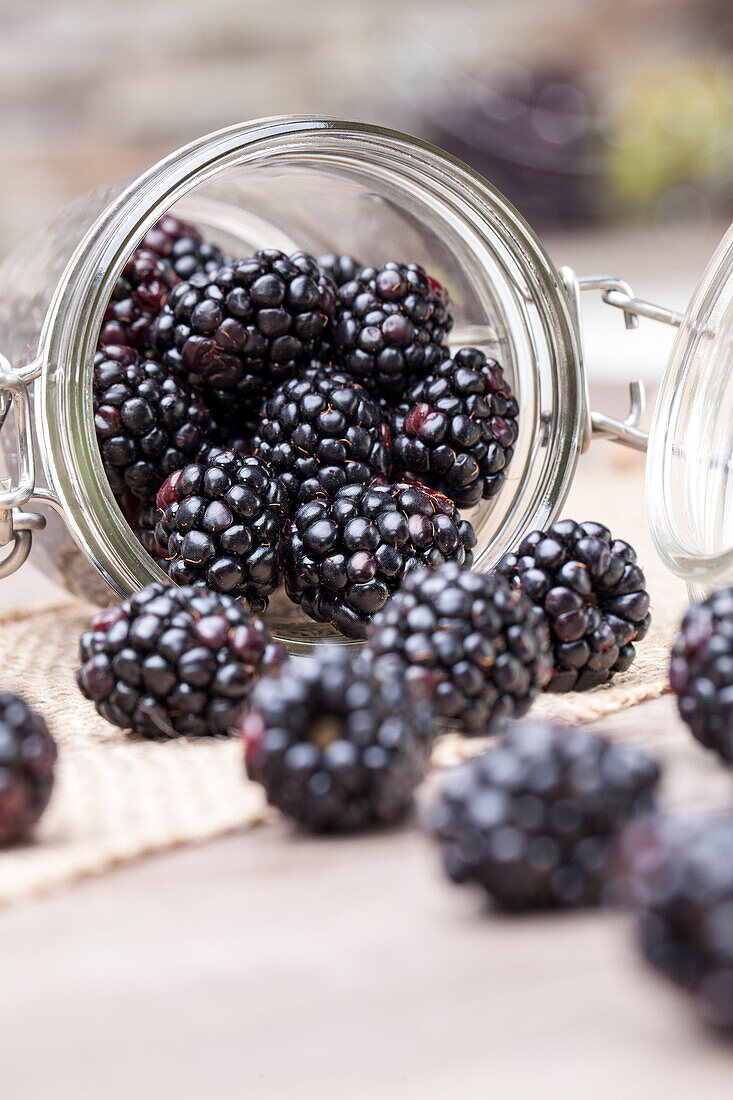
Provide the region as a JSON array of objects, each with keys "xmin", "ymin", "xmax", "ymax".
[{"xmin": 0, "ymin": 117, "xmax": 727, "ymax": 644}]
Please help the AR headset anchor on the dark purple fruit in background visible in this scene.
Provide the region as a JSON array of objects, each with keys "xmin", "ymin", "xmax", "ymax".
[
  {"xmin": 0, "ymin": 693, "xmax": 57, "ymax": 846},
  {"xmin": 670, "ymin": 585, "xmax": 733, "ymax": 762}
]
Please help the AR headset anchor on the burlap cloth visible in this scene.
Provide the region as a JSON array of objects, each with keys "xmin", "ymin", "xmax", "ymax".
[{"xmin": 0, "ymin": 446, "xmax": 687, "ymax": 905}]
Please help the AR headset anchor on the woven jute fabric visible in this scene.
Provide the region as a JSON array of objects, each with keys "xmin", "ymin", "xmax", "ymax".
[{"xmin": 0, "ymin": 447, "xmax": 687, "ymax": 905}]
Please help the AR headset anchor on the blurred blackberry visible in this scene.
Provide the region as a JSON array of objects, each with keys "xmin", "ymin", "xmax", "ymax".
[
  {"xmin": 77, "ymin": 582, "xmax": 286, "ymax": 739},
  {"xmin": 616, "ymin": 813, "xmax": 733, "ymax": 1029},
  {"xmin": 253, "ymin": 366, "xmax": 391, "ymax": 508},
  {"xmin": 93, "ymin": 345, "xmax": 214, "ymax": 502},
  {"xmin": 426, "ymin": 720, "xmax": 660, "ymax": 909},
  {"xmin": 141, "ymin": 213, "xmax": 201, "ymax": 259},
  {"xmin": 158, "ymin": 451, "xmax": 287, "ymax": 612},
  {"xmin": 334, "ymin": 261, "xmax": 453, "ymax": 400},
  {"xmin": 134, "ymin": 501, "xmax": 169, "ymax": 571},
  {"xmin": 152, "ymin": 249, "xmax": 337, "ymax": 425},
  {"xmin": 317, "ymin": 252, "xmax": 363, "ymax": 288},
  {"xmin": 670, "ymin": 586, "xmax": 733, "ymax": 762},
  {"xmin": 0, "ymin": 693, "xmax": 57, "ymax": 846},
  {"xmin": 367, "ymin": 561, "xmax": 551, "ymax": 733},
  {"xmin": 242, "ymin": 646, "xmax": 432, "ymax": 831},
  {"xmin": 391, "ymin": 347, "xmax": 519, "ymax": 508},
  {"xmin": 497, "ymin": 520, "xmax": 651, "ymax": 692},
  {"xmin": 99, "ymin": 248, "xmax": 175, "ymax": 354},
  {"xmin": 284, "ymin": 481, "xmax": 477, "ymax": 639}
]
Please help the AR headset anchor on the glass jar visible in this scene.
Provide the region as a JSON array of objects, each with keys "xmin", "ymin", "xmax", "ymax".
[{"xmin": 0, "ymin": 115, "xmax": 724, "ymax": 647}]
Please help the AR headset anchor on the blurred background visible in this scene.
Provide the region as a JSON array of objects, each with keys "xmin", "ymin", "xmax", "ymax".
[{"xmin": 2, "ymin": 0, "xmax": 733, "ymax": 390}]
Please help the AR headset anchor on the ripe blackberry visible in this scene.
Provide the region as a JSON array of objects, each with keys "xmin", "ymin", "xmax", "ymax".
[
  {"xmin": 253, "ymin": 366, "xmax": 391, "ymax": 507},
  {"xmin": 368, "ymin": 561, "xmax": 551, "ymax": 733},
  {"xmin": 77, "ymin": 582, "xmax": 286, "ymax": 739},
  {"xmin": 391, "ymin": 347, "xmax": 519, "ymax": 508},
  {"xmin": 426, "ymin": 720, "xmax": 660, "ymax": 909},
  {"xmin": 141, "ymin": 213, "xmax": 201, "ymax": 259},
  {"xmin": 0, "ymin": 693, "xmax": 57, "ymax": 846},
  {"xmin": 616, "ymin": 813, "xmax": 733, "ymax": 1029},
  {"xmin": 242, "ymin": 646, "xmax": 432, "ymax": 831},
  {"xmin": 152, "ymin": 249, "xmax": 337, "ymax": 423},
  {"xmin": 134, "ymin": 501, "xmax": 169, "ymax": 571},
  {"xmin": 497, "ymin": 520, "xmax": 651, "ymax": 692},
  {"xmin": 157, "ymin": 451, "xmax": 287, "ymax": 612},
  {"xmin": 99, "ymin": 248, "xmax": 175, "ymax": 354},
  {"xmin": 334, "ymin": 261, "xmax": 453, "ymax": 400},
  {"xmin": 284, "ymin": 481, "xmax": 477, "ymax": 639},
  {"xmin": 669, "ymin": 587, "xmax": 733, "ymax": 762},
  {"xmin": 93, "ymin": 345, "xmax": 214, "ymax": 501},
  {"xmin": 317, "ymin": 252, "xmax": 363, "ymax": 288}
]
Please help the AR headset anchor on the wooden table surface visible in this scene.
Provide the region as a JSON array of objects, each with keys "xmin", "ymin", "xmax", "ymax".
[{"xmin": 1, "ymin": 691, "xmax": 732, "ymax": 1100}]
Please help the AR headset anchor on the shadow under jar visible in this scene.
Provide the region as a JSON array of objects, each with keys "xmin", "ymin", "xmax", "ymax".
[{"xmin": 0, "ymin": 116, "xmax": 721, "ymax": 651}]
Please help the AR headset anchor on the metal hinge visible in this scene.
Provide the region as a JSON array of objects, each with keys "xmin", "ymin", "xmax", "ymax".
[{"xmin": 0, "ymin": 355, "xmax": 45, "ymax": 578}]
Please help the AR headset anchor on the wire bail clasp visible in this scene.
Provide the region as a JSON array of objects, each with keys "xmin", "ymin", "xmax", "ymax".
[
  {"xmin": 561, "ymin": 268, "xmax": 683, "ymax": 454},
  {"xmin": 0, "ymin": 354, "xmax": 45, "ymax": 578}
]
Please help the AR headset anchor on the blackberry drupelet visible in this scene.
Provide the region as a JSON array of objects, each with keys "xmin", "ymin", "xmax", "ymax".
[
  {"xmin": 497, "ymin": 520, "xmax": 651, "ymax": 692},
  {"xmin": 426, "ymin": 720, "xmax": 660, "ymax": 909},
  {"xmin": 253, "ymin": 366, "xmax": 391, "ymax": 507},
  {"xmin": 0, "ymin": 693, "xmax": 57, "ymax": 846},
  {"xmin": 93, "ymin": 345, "xmax": 214, "ymax": 501},
  {"xmin": 616, "ymin": 813, "xmax": 733, "ymax": 1029},
  {"xmin": 283, "ymin": 481, "xmax": 477, "ymax": 639},
  {"xmin": 670, "ymin": 586, "xmax": 733, "ymax": 761},
  {"xmin": 317, "ymin": 252, "xmax": 363, "ymax": 288},
  {"xmin": 77, "ymin": 582, "xmax": 286, "ymax": 738},
  {"xmin": 368, "ymin": 561, "xmax": 551, "ymax": 733},
  {"xmin": 99, "ymin": 248, "xmax": 175, "ymax": 354},
  {"xmin": 158, "ymin": 451, "xmax": 287, "ymax": 612},
  {"xmin": 242, "ymin": 646, "xmax": 433, "ymax": 831},
  {"xmin": 391, "ymin": 347, "xmax": 519, "ymax": 508},
  {"xmin": 334, "ymin": 261, "xmax": 453, "ymax": 400},
  {"xmin": 152, "ymin": 249, "xmax": 337, "ymax": 424}
]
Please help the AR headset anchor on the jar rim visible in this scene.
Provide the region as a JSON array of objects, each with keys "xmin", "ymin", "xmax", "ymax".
[{"xmin": 33, "ymin": 115, "xmax": 585, "ymax": 599}]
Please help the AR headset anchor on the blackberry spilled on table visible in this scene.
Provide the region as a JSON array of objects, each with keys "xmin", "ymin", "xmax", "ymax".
[
  {"xmin": 242, "ymin": 646, "xmax": 433, "ymax": 831},
  {"xmin": 368, "ymin": 561, "xmax": 551, "ymax": 733},
  {"xmin": 99, "ymin": 248, "xmax": 175, "ymax": 354},
  {"xmin": 317, "ymin": 252, "xmax": 363, "ymax": 288},
  {"xmin": 0, "ymin": 693, "xmax": 57, "ymax": 846},
  {"xmin": 253, "ymin": 366, "xmax": 391, "ymax": 507},
  {"xmin": 77, "ymin": 582, "xmax": 286, "ymax": 738},
  {"xmin": 497, "ymin": 520, "xmax": 651, "ymax": 692},
  {"xmin": 669, "ymin": 586, "xmax": 733, "ymax": 762},
  {"xmin": 334, "ymin": 261, "xmax": 453, "ymax": 400},
  {"xmin": 283, "ymin": 481, "xmax": 477, "ymax": 639},
  {"xmin": 93, "ymin": 345, "xmax": 214, "ymax": 502},
  {"xmin": 616, "ymin": 813, "xmax": 733, "ymax": 1029},
  {"xmin": 157, "ymin": 450, "xmax": 287, "ymax": 612},
  {"xmin": 152, "ymin": 249, "xmax": 337, "ymax": 426},
  {"xmin": 391, "ymin": 347, "xmax": 519, "ymax": 508},
  {"xmin": 426, "ymin": 720, "xmax": 660, "ymax": 909}
]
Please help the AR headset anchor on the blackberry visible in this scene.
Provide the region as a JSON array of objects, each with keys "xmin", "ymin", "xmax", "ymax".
[
  {"xmin": 670, "ymin": 586, "xmax": 733, "ymax": 762},
  {"xmin": 368, "ymin": 561, "xmax": 551, "ymax": 733},
  {"xmin": 391, "ymin": 348, "xmax": 519, "ymax": 508},
  {"xmin": 141, "ymin": 213, "xmax": 202, "ymax": 260},
  {"xmin": 334, "ymin": 261, "xmax": 453, "ymax": 400},
  {"xmin": 426, "ymin": 720, "xmax": 660, "ymax": 909},
  {"xmin": 284, "ymin": 481, "xmax": 477, "ymax": 639},
  {"xmin": 152, "ymin": 249, "xmax": 337, "ymax": 423},
  {"xmin": 134, "ymin": 501, "xmax": 169, "ymax": 570},
  {"xmin": 497, "ymin": 520, "xmax": 651, "ymax": 692},
  {"xmin": 142, "ymin": 213, "xmax": 230, "ymax": 280},
  {"xmin": 242, "ymin": 646, "xmax": 432, "ymax": 831},
  {"xmin": 317, "ymin": 252, "xmax": 363, "ymax": 288},
  {"xmin": 616, "ymin": 813, "xmax": 733, "ymax": 1029},
  {"xmin": 93, "ymin": 345, "xmax": 214, "ymax": 501},
  {"xmin": 253, "ymin": 366, "xmax": 391, "ymax": 507},
  {"xmin": 77, "ymin": 582, "xmax": 286, "ymax": 739},
  {"xmin": 157, "ymin": 451, "xmax": 287, "ymax": 612},
  {"xmin": 0, "ymin": 693, "xmax": 57, "ymax": 846},
  {"xmin": 99, "ymin": 248, "xmax": 175, "ymax": 354}
]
